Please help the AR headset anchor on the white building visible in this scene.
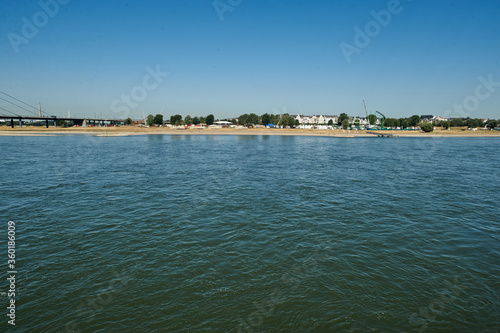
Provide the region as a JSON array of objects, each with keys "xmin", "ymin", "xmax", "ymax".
[
  {"xmin": 432, "ymin": 116, "xmax": 449, "ymax": 122},
  {"xmin": 294, "ymin": 114, "xmax": 338, "ymax": 125}
]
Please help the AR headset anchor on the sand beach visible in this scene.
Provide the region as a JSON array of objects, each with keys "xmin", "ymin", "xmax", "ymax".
[{"xmin": 0, "ymin": 126, "xmax": 499, "ymax": 137}]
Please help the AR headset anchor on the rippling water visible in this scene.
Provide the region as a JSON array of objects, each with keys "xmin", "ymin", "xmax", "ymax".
[{"xmin": 1, "ymin": 135, "xmax": 499, "ymax": 332}]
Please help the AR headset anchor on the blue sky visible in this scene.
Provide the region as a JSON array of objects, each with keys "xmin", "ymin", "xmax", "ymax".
[{"xmin": 1, "ymin": 0, "xmax": 500, "ymax": 120}]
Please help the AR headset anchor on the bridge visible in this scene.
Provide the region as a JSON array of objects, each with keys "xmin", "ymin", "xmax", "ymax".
[
  {"xmin": 0, "ymin": 90, "xmax": 126, "ymax": 128},
  {"xmin": 0, "ymin": 115, "xmax": 125, "ymax": 128}
]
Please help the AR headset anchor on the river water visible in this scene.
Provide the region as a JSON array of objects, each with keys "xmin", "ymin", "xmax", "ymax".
[{"xmin": 0, "ymin": 135, "xmax": 499, "ymax": 332}]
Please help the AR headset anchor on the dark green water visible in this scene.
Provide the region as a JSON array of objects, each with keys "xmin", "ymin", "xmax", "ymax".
[{"xmin": 1, "ymin": 135, "xmax": 499, "ymax": 332}]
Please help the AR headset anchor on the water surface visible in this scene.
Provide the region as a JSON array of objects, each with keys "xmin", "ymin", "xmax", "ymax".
[{"xmin": 0, "ymin": 135, "xmax": 499, "ymax": 332}]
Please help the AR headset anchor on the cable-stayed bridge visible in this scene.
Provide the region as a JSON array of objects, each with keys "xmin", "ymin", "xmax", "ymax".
[
  {"xmin": 0, "ymin": 90, "xmax": 125, "ymax": 128},
  {"xmin": 0, "ymin": 115, "xmax": 125, "ymax": 128}
]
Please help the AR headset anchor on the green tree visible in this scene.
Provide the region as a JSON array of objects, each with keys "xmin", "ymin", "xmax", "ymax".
[
  {"xmin": 420, "ymin": 122, "xmax": 434, "ymax": 132},
  {"xmin": 338, "ymin": 113, "xmax": 349, "ymax": 126},
  {"xmin": 153, "ymin": 114, "xmax": 163, "ymax": 125},
  {"xmin": 192, "ymin": 116, "xmax": 200, "ymax": 125},
  {"xmin": 450, "ymin": 118, "xmax": 463, "ymax": 127},
  {"xmin": 368, "ymin": 114, "xmax": 377, "ymax": 125},
  {"xmin": 170, "ymin": 114, "xmax": 182, "ymax": 125},
  {"xmin": 485, "ymin": 119, "xmax": 498, "ymax": 129},
  {"xmin": 270, "ymin": 114, "xmax": 280, "ymax": 125},
  {"xmin": 342, "ymin": 119, "xmax": 349, "ymax": 130},
  {"xmin": 441, "ymin": 121, "xmax": 451, "ymax": 129},
  {"xmin": 238, "ymin": 114, "xmax": 249, "ymax": 125},
  {"xmin": 471, "ymin": 118, "xmax": 485, "ymax": 128},
  {"xmin": 184, "ymin": 115, "xmax": 193, "ymax": 125},
  {"xmin": 278, "ymin": 113, "xmax": 295, "ymax": 127},
  {"xmin": 146, "ymin": 114, "xmax": 155, "ymax": 126},
  {"xmin": 261, "ymin": 113, "xmax": 271, "ymax": 126},
  {"xmin": 398, "ymin": 118, "xmax": 407, "ymax": 128},
  {"xmin": 247, "ymin": 113, "xmax": 259, "ymax": 125},
  {"xmin": 125, "ymin": 117, "xmax": 132, "ymax": 125},
  {"xmin": 465, "ymin": 118, "xmax": 480, "ymax": 128},
  {"xmin": 277, "ymin": 114, "xmax": 284, "ymax": 127},
  {"xmin": 328, "ymin": 119, "xmax": 334, "ymax": 126},
  {"xmin": 206, "ymin": 114, "xmax": 215, "ymax": 126},
  {"xmin": 385, "ymin": 118, "xmax": 400, "ymax": 128},
  {"xmin": 408, "ymin": 115, "xmax": 421, "ymax": 127},
  {"xmin": 57, "ymin": 120, "xmax": 73, "ymax": 128},
  {"xmin": 200, "ymin": 116, "xmax": 206, "ymax": 124}
]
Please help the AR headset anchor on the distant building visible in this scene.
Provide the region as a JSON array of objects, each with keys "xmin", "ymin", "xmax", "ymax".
[
  {"xmin": 293, "ymin": 114, "xmax": 338, "ymax": 124},
  {"xmin": 321, "ymin": 115, "xmax": 338, "ymax": 124},
  {"xmin": 433, "ymin": 116, "xmax": 449, "ymax": 122},
  {"xmin": 420, "ymin": 115, "xmax": 434, "ymax": 123},
  {"xmin": 351, "ymin": 116, "xmax": 369, "ymax": 125}
]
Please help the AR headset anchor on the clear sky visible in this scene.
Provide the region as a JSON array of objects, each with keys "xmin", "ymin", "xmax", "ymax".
[{"xmin": 1, "ymin": 0, "xmax": 500, "ymax": 120}]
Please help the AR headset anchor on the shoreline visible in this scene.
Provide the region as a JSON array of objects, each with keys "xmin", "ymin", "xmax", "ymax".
[{"xmin": 0, "ymin": 126, "xmax": 499, "ymax": 137}]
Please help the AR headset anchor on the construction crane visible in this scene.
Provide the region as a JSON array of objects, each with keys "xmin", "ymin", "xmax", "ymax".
[
  {"xmin": 363, "ymin": 99, "xmax": 386, "ymax": 128},
  {"xmin": 140, "ymin": 108, "xmax": 148, "ymax": 126},
  {"xmin": 376, "ymin": 111, "xmax": 386, "ymax": 127},
  {"xmin": 363, "ymin": 99, "xmax": 373, "ymax": 128}
]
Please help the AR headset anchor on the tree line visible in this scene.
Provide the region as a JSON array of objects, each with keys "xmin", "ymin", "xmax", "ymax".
[
  {"xmin": 123, "ymin": 112, "xmax": 500, "ymax": 132},
  {"xmin": 125, "ymin": 114, "xmax": 215, "ymax": 126},
  {"xmin": 237, "ymin": 113, "xmax": 298, "ymax": 127},
  {"xmin": 382, "ymin": 117, "xmax": 499, "ymax": 132}
]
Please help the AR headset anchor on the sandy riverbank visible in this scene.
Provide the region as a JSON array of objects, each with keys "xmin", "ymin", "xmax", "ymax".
[{"xmin": 0, "ymin": 126, "xmax": 499, "ymax": 137}]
